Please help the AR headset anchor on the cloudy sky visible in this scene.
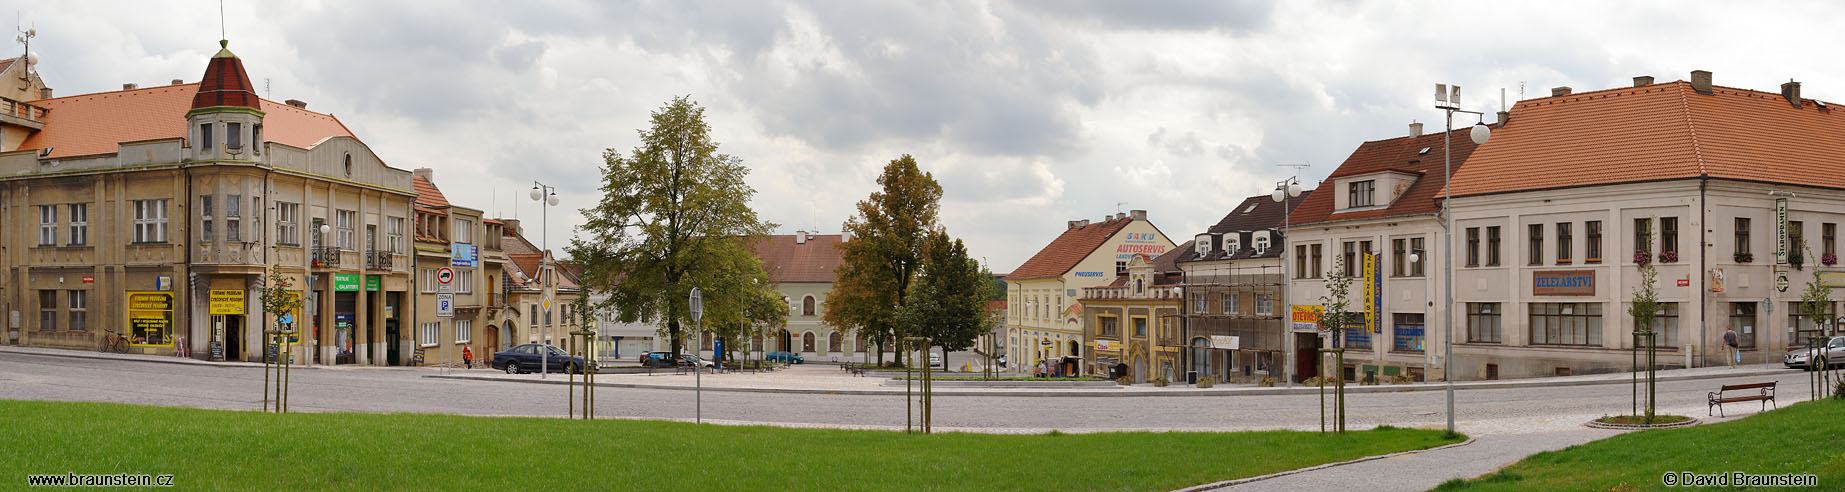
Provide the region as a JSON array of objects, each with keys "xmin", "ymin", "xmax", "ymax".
[{"xmin": 18, "ymin": 1, "xmax": 1845, "ymax": 271}]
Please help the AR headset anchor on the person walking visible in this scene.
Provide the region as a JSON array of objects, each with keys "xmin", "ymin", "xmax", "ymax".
[
  {"xmin": 462, "ymin": 346, "xmax": 474, "ymax": 370},
  {"xmin": 1722, "ymin": 327, "xmax": 1740, "ymax": 368}
]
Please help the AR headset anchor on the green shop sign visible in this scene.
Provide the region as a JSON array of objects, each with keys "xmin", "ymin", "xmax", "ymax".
[
  {"xmin": 365, "ymin": 275, "xmax": 382, "ymax": 292},
  {"xmin": 333, "ymin": 274, "xmax": 362, "ymax": 292}
]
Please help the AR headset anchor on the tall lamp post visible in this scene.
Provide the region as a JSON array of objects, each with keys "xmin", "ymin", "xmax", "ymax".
[
  {"xmin": 1272, "ymin": 174, "xmax": 1303, "ymax": 386},
  {"xmin": 1435, "ymin": 83, "xmax": 1492, "ymax": 435},
  {"xmin": 531, "ymin": 181, "xmax": 560, "ymax": 378}
]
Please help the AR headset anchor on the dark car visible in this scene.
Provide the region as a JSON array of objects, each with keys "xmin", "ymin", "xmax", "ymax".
[
  {"xmin": 639, "ymin": 351, "xmax": 684, "ymax": 368},
  {"xmin": 492, "ymin": 343, "xmax": 588, "ymax": 374}
]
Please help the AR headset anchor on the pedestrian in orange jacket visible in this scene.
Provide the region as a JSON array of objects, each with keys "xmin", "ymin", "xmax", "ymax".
[{"xmin": 462, "ymin": 347, "xmax": 474, "ymax": 370}]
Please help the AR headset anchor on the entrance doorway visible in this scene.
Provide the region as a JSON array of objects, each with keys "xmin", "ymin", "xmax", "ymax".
[
  {"xmin": 385, "ymin": 320, "xmax": 401, "ymax": 366},
  {"xmin": 224, "ymin": 315, "xmax": 244, "ymax": 361},
  {"xmin": 485, "ymin": 325, "xmax": 500, "ymax": 359},
  {"xmin": 1295, "ymin": 332, "xmax": 1322, "ymax": 383}
]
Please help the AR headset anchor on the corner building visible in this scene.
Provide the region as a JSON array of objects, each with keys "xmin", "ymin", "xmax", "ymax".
[{"xmin": 1005, "ymin": 211, "xmax": 1175, "ymax": 375}]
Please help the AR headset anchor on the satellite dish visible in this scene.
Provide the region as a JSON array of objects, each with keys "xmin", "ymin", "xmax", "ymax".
[{"xmin": 25, "ymin": 52, "xmax": 38, "ymax": 67}]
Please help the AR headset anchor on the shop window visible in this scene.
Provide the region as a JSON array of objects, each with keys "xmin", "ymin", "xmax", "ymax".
[
  {"xmin": 1467, "ymin": 303, "xmax": 1501, "ymax": 343},
  {"xmin": 1729, "ymin": 302, "xmax": 1756, "ymax": 348},
  {"xmin": 1789, "ymin": 301, "xmax": 1831, "ymax": 348},
  {"xmin": 1392, "ymin": 313, "xmax": 1425, "ymax": 352},
  {"xmin": 1645, "ymin": 302, "xmax": 1679, "ymax": 348},
  {"xmin": 1529, "ymin": 302, "xmax": 1603, "ymax": 346}
]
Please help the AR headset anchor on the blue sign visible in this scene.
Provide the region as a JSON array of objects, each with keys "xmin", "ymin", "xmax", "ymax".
[
  {"xmin": 1392, "ymin": 326, "xmax": 1424, "ymax": 352},
  {"xmin": 712, "ymin": 339, "xmax": 723, "ymax": 365},
  {"xmin": 1074, "ymin": 271, "xmax": 1105, "ymax": 277},
  {"xmin": 451, "ymin": 244, "xmax": 478, "ymax": 267},
  {"xmin": 279, "ymin": 314, "xmax": 295, "ymax": 325}
]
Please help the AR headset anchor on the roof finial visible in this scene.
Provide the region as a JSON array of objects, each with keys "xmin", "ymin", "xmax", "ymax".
[{"xmin": 220, "ymin": 39, "xmax": 228, "ymax": 49}]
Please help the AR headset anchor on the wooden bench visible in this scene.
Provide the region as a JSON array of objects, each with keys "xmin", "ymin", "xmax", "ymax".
[{"xmin": 1707, "ymin": 381, "xmax": 1776, "ymax": 417}]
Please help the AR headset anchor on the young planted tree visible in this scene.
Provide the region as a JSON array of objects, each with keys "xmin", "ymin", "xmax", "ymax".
[
  {"xmin": 896, "ymin": 231, "xmax": 993, "ymax": 371},
  {"xmin": 257, "ymin": 263, "xmax": 303, "ymax": 412},
  {"xmin": 1798, "ymin": 243, "xmax": 1835, "ymax": 399},
  {"xmin": 1316, "ymin": 257, "xmax": 1356, "ymax": 433},
  {"xmin": 826, "ymin": 155, "xmax": 943, "ymax": 365},
  {"xmin": 1628, "ymin": 263, "xmax": 1661, "ymax": 422},
  {"xmin": 572, "ymin": 96, "xmax": 775, "ymax": 356}
]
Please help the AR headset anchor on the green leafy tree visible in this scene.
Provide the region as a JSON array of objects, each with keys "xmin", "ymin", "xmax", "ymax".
[
  {"xmin": 1628, "ymin": 263, "xmax": 1661, "ymax": 421},
  {"xmin": 685, "ymin": 240, "xmax": 786, "ymax": 362},
  {"xmin": 897, "ymin": 231, "xmax": 993, "ymax": 370},
  {"xmin": 1317, "ymin": 257, "xmax": 1357, "ymax": 342},
  {"xmin": 826, "ymin": 155, "xmax": 943, "ymax": 365},
  {"xmin": 572, "ymin": 96, "xmax": 775, "ymax": 355},
  {"xmin": 259, "ymin": 264, "xmax": 303, "ymax": 332}
]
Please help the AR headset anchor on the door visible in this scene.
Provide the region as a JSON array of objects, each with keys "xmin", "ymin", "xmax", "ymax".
[
  {"xmin": 1295, "ymin": 332, "xmax": 1321, "ymax": 382},
  {"xmin": 485, "ymin": 325, "xmax": 499, "ymax": 362},
  {"xmin": 225, "ymin": 315, "xmax": 243, "ymax": 361},
  {"xmin": 385, "ymin": 320, "xmax": 401, "ymax": 366}
]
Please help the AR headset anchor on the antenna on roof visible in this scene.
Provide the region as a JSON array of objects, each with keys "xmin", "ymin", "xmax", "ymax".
[
  {"xmin": 1518, "ymin": 81, "xmax": 1525, "ymax": 101},
  {"xmin": 1116, "ymin": 202, "xmax": 1126, "ymax": 214},
  {"xmin": 218, "ymin": 0, "xmax": 226, "ymax": 41}
]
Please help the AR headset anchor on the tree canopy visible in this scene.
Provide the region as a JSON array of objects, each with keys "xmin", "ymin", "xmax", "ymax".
[
  {"xmin": 897, "ymin": 231, "xmax": 996, "ymax": 369},
  {"xmin": 825, "ymin": 155, "xmax": 943, "ymax": 364}
]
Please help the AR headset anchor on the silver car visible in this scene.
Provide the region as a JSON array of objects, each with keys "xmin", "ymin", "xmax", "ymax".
[{"xmin": 1784, "ymin": 336, "xmax": 1845, "ymax": 369}]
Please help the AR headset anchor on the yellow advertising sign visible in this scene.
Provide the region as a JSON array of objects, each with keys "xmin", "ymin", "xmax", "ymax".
[
  {"xmin": 1291, "ymin": 305, "xmax": 1323, "ymax": 332},
  {"xmin": 125, "ymin": 291, "xmax": 173, "ymax": 347},
  {"xmin": 209, "ymin": 289, "xmax": 245, "ymax": 315},
  {"xmin": 1818, "ymin": 270, "xmax": 1845, "ymax": 289},
  {"xmin": 1362, "ymin": 252, "xmax": 1379, "ymax": 333}
]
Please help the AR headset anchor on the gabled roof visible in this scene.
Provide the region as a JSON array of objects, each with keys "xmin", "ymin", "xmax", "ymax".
[
  {"xmin": 1005, "ymin": 217, "xmax": 1138, "ymax": 280},
  {"xmin": 1291, "ymin": 127, "xmax": 1481, "ymax": 227},
  {"xmin": 413, "ymin": 175, "xmax": 451, "ymax": 209},
  {"xmin": 750, "ymin": 234, "xmax": 844, "ymax": 283},
  {"xmin": 1210, "ymin": 191, "xmax": 1312, "ymax": 234},
  {"xmin": 1450, "ymin": 80, "xmax": 1845, "ymax": 197},
  {"xmin": 17, "ymin": 83, "xmax": 355, "ymax": 159}
]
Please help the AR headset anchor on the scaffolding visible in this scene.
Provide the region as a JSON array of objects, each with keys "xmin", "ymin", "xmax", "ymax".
[{"xmin": 1171, "ymin": 261, "xmax": 1286, "ymax": 381}]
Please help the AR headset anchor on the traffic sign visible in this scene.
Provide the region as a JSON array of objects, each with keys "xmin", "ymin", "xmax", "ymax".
[
  {"xmin": 436, "ymin": 267, "xmax": 455, "ymax": 285},
  {"xmin": 436, "ymin": 292, "xmax": 454, "ymax": 318}
]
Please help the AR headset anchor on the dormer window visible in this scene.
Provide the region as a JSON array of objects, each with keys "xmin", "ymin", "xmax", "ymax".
[
  {"xmin": 1349, "ymin": 180, "xmax": 1375, "ymax": 207},
  {"xmin": 1255, "ymin": 236, "xmax": 1270, "ymax": 254},
  {"xmin": 1225, "ymin": 236, "xmax": 1240, "ymax": 255},
  {"xmin": 1194, "ymin": 235, "xmax": 1211, "ymax": 255}
]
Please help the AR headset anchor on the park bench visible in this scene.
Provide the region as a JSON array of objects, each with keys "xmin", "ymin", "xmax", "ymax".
[{"xmin": 1707, "ymin": 381, "xmax": 1776, "ymax": 417}]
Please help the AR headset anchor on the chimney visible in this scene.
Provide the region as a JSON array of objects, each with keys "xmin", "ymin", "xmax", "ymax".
[
  {"xmin": 171, "ymin": 79, "xmax": 184, "ymax": 85},
  {"xmin": 1633, "ymin": 76, "xmax": 1654, "ymax": 87},
  {"xmin": 1067, "ymin": 220, "xmax": 1081, "ymax": 230},
  {"xmin": 1079, "ymin": 219, "xmax": 1090, "ymax": 228},
  {"xmin": 1495, "ymin": 110, "xmax": 1510, "ymax": 128},
  {"xmin": 1129, "ymin": 209, "xmax": 1147, "ymax": 221},
  {"xmin": 122, "ymin": 83, "xmax": 138, "ymax": 90},
  {"xmin": 285, "ymin": 99, "xmax": 308, "ymax": 109},
  {"xmin": 1781, "ymin": 80, "xmax": 1803, "ymax": 108},
  {"xmin": 1690, "ymin": 70, "xmax": 1712, "ymax": 94},
  {"xmin": 795, "ymin": 231, "xmax": 807, "ymax": 244},
  {"xmin": 1409, "ymin": 121, "xmax": 1423, "ymax": 137},
  {"xmin": 1550, "ymin": 86, "xmax": 1572, "ymax": 97},
  {"xmin": 413, "ymin": 167, "xmax": 434, "ymax": 185},
  {"xmin": 38, "ymin": 87, "xmax": 51, "ymax": 99},
  {"xmin": 500, "ymin": 218, "xmax": 522, "ymax": 235}
]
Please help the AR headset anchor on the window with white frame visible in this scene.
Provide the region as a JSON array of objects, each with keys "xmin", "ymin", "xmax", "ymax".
[
  {"xmin": 1254, "ymin": 235, "xmax": 1269, "ymax": 255},
  {"xmin": 336, "ymin": 210, "xmax": 356, "ymax": 250},
  {"xmin": 67, "ymin": 204, "xmax": 87, "ymax": 246},
  {"xmin": 37, "ymin": 205, "xmax": 56, "ymax": 246},
  {"xmin": 1192, "ymin": 293, "xmax": 1207, "ymax": 313},
  {"xmin": 277, "ymin": 202, "xmax": 300, "ymax": 245},
  {"xmin": 421, "ymin": 268, "xmax": 436, "ymax": 293},
  {"xmin": 1255, "ymin": 294, "xmax": 1274, "ymax": 316},
  {"xmin": 387, "ymin": 217, "xmax": 404, "ymax": 253},
  {"xmin": 226, "ymin": 194, "xmax": 242, "ymax": 242},
  {"xmin": 199, "ymin": 195, "xmax": 214, "ymax": 243},
  {"xmin": 454, "ymin": 319, "xmax": 471, "ymax": 344},
  {"xmin": 420, "ymin": 322, "xmax": 439, "ymax": 347},
  {"xmin": 1225, "ymin": 236, "xmax": 1240, "ymax": 255},
  {"xmin": 1222, "ymin": 293, "xmax": 1238, "ymax": 314},
  {"xmin": 132, "ymin": 199, "xmax": 168, "ymax": 243},
  {"xmin": 454, "ymin": 219, "xmax": 474, "ymax": 245},
  {"xmin": 68, "ymin": 290, "xmax": 87, "ymax": 332},
  {"xmin": 457, "ymin": 269, "xmax": 474, "ymax": 294}
]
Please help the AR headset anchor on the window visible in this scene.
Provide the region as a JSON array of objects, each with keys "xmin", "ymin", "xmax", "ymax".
[
  {"xmin": 1343, "ymin": 241, "xmax": 1357, "ymax": 277},
  {"xmin": 277, "ymin": 202, "xmax": 300, "ymax": 245},
  {"xmin": 1735, "ymin": 218, "xmax": 1751, "ymax": 257},
  {"xmin": 200, "ymin": 195, "xmax": 214, "ymax": 243},
  {"xmin": 1133, "ymin": 317, "xmax": 1148, "ymax": 338},
  {"xmin": 1556, "ymin": 222, "xmax": 1572, "ymax": 264},
  {"xmin": 1222, "ymin": 293, "xmax": 1238, "ymax": 315},
  {"xmin": 1790, "ymin": 221, "xmax": 1805, "ymax": 261},
  {"xmin": 855, "ymin": 335, "xmax": 867, "ymax": 353},
  {"xmin": 802, "ymin": 296, "xmax": 816, "ymax": 316},
  {"xmin": 1349, "ymin": 180, "xmax": 1375, "ymax": 207},
  {"xmin": 38, "ymin": 290, "xmax": 56, "ymax": 331},
  {"xmin": 1192, "ymin": 293, "xmax": 1207, "ymax": 314},
  {"xmin": 1647, "ymin": 303, "xmax": 1679, "ymax": 348},
  {"xmin": 200, "ymin": 123, "xmax": 214, "ymax": 150},
  {"xmin": 1392, "ymin": 313, "xmax": 1425, "ymax": 352},
  {"xmin": 1343, "ymin": 323, "xmax": 1371, "ymax": 350},
  {"xmin": 530, "ymin": 308, "xmax": 539, "ymax": 328},
  {"xmin": 1585, "ymin": 220, "xmax": 1602, "ymax": 263},
  {"xmin": 226, "ymin": 194, "xmax": 242, "ymax": 243},
  {"xmin": 1529, "ymin": 302, "xmax": 1603, "ymax": 346},
  {"xmin": 1254, "ymin": 235, "xmax": 1269, "ymax": 254},
  {"xmin": 1729, "ymin": 302, "xmax": 1756, "ymax": 348},
  {"xmin": 1255, "ymin": 294, "xmax": 1274, "ymax": 316},
  {"xmin": 456, "ymin": 269, "xmax": 474, "ymax": 294},
  {"xmin": 1310, "ymin": 243, "xmax": 1322, "ymax": 278},
  {"xmin": 1528, "ymin": 224, "xmax": 1543, "ymax": 266},
  {"xmin": 1410, "ymin": 237, "xmax": 1425, "ymax": 276},
  {"xmin": 67, "ymin": 204, "xmax": 87, "ymax": 246},
  {"xmin": 801, "ymin": 332, "xmax": 816, "ymax": 352},
  {"xmin": 1222, "ymin": 234, "xmax": 1240, "ymax": 256},
  {"xmin": 1295, "ymin": 245, "xmax": 1309, "ymax": 278},
  {"xmin": 454, "ymin": 319, "xmax": 471, "ymax": 344},
  {"xmin": 132, "ymin": 199, "xmax": 168, "ymax": 243},
  {"xmin": 1487, "ymin": 226, "xmax": 1501, "ymax": 266},
  {"xmin": 37, "ymin": 205, "xmax": 56, "ymax": 246},
  {"xmin": 387, "ymin": 217, "xmax": 404, "ymax": 253},
  {"xmin": 1634, "ymin": 218, "xmax": 1652, "ymax": 256},
  {"xmin": 1465, "ymin": 227, "xmax": 1480, "ymax": 267},
  {"xmin": 1467, "ymin": 303, "xmax": 1501, "ymax": 343},
  {"xmin": 251, "ymin": 124, "xmax": 262, "ymax": 155},
  {"xmin": 1393, "ymin": 238, "xmax": 1407, "ymax": 276},
  {"xmin": 420, "ymin": 322, "xmax": 439, "ymax": 347},
  {"xmin": 454, "ymin": 219, "xmax": 474, "ymax": 244},
  {"xmin": 1661, "ymin": 217, "xmax": 1679, "ymax": 257},
  {"xmin": 420, "ymin": 268, "xmax": 436, "ymax": 293},
  {"xmin": 1826, "ymin": 223, "xmax": 1837, "ymax": 259},
  {"xmin": 829, "ymin": 332, "xmax": 843, "ymax": 353},
  {"xmin": 227, "ymin": 122, "xmax": 242, "ymax": 151},
  {"xmin": 67, "ymin": 290, "xmax": 87, "ymax": 332},
  {"xmin": 1789, "ymin": 301, "xmax": 1831, "ymax": 349},
  {"xmin": 336, "ymin": 210, "xmax": 356, "ymax": 250},
  {"xmin": 1099, "ymin": 316, "xmax": 1120, "ymax": 337},
  {"xmin": 1116, "ymin": 261, "xmax": 1127, "ymax": 275}
]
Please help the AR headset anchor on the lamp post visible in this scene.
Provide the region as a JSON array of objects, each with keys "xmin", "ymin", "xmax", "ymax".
[
  {"xmin": 1273, "ymin": 175, "xmax": 1304, "ymax": 386},
  {"xmin": 689, "ymin": 287, "xmax": 704, "ymax": 423},
  {"xmin": 1435, "ymin": 83, "xmax": 1492, "ymax": 435},
  {"xmin": 530, "ymin": 182, "xmax": 560, "ymax": 378}
]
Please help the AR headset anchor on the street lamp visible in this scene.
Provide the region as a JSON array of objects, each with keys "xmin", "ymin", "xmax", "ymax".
[
  {"xmin": 532, "ymin": 181, "xmax": 559, "ymax": 378},
  {"xmin": 1273, "ymin": 174, "xmax": 1304, "ymax": 387},
  {"xmin": 1435, "ymin": 83, "xmax": 1492, "ymax": 435}
]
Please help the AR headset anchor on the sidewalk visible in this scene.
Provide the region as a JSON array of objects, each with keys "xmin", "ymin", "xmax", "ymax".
[
  {"xmin": 0, "ymin": 345, "xmax": 455, "ymax": 372},
  {"xmin": 1202, "ymin": 428, "xmax": 1626, "ymax": 491}
]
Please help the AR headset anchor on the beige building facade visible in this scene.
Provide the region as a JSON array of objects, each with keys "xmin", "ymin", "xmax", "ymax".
[{"xmin": 1005, "ymin": 211, "xmax": 1174, "ymax": 374}]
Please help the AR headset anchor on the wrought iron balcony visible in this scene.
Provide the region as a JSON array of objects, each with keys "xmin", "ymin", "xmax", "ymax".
[
  {"xmin": 312, "ymin": 246, "xmax": 342, "ymax": 268},
  {"xmin": 366, "ymin": 250, "xmax": 394, "ymax": 270}
]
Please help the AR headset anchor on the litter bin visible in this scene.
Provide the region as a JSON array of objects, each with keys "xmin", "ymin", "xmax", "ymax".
[{"xmin": 1186, "ymin": 370, "xmax": 1198, "ymax": 385}]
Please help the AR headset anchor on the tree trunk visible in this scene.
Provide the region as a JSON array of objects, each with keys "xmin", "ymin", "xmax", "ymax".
[{"xmin": 668, "ymin": 319, "xmax": 681, "ymax": 355}]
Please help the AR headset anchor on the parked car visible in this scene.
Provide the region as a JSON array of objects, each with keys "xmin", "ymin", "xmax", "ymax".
[
  {"xmin": 680, "ymin": 353, "xmax": 717, "ymax": 368},
  {"xmin": 492, "ymin": 344, "xmax": 588, "ymax": 374},
  {"xmin": 928, "ymin": 353, "xmax": 943, "ymax": 368},
  {"xmin": 766, "ymin": 351, "xmax": 804, "ymax": 364},
  {"xmin": 1784, "ymin": 336, "xmax": 1845, "ymax": 369}
]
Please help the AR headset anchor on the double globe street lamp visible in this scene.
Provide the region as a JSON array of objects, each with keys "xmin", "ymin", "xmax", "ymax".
[
  {"xmin": 1435, "ymin": 83, "xmax": 1492, "ymax": 435},
  {"xmin": 531, "ymin": 181, "xmax": 560, "ymax": 377}
]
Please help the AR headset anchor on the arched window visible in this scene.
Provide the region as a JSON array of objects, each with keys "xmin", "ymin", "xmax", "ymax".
[
  {"xmin": 828, "ymin": 331, "xmax": 843, "ymax": 353},
  {"xmin": 1134, "ymin": 278, "xmax": 1144, "ymax": 294},
  {"xmin": 751, "ymin": 334, "xmax": 763, "ymax": 352},
  {"xmin": 855, "ymin": 335, "xmax": 868, "ymax": 353},
  {"xmin": 801, "ymin": 332, "xmax": 816, "ymax": 352},
  {"xmin": 802, "ymin": 295, "xmax": 816, "ymax": 316},
  {"xmin": 1069, "ymin": 339, "xmax": 1080, "ymax": 357},
  {"xmin": 1255, "ymin": 236, "xmax": 1270, "ymax": 254},
  {"xmin": 701, "ymin": 332, "xmax": 712, "ymax": 350}
]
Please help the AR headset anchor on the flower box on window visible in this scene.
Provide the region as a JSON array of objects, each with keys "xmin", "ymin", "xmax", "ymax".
[
  {"xmin": 1633, "ymin": 249, "xmax": 1652, "ymax": 267},
  {"xmin": 1657, "ymin": 250, "xmax": 1678, "ymax": 263},
  {"xmin": 1734, "ymin": 252, "xmax": 1754, "ymax": 263}
]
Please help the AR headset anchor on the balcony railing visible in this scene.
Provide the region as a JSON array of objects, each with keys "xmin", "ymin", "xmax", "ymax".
[
  {"xmin": 312, "ymin": 246, "xmax": 342, "ymax": 268},
  {"xmin": 1, "ymin": 96, "xmax": 48, "ymax": 124},
  {"xmin": 366, "ymin": 250, "xmax": 394, "ymax": 270}
]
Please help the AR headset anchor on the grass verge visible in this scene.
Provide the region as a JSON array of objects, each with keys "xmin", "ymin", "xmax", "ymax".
[
  {"xmin": 0, "ymin": 399, "xmax": 1459, "ymax": 491},
  {"xmin": 1437, "ymin": 399, "xmax": 1845, "ymax": 491}
]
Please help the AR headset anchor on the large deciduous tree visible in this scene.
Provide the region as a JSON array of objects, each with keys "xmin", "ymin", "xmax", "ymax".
[
  {"xmin": 572, "ymin": 96, "xmax": 775, "ymax": 355},
  {"xmin": 898, "ymin": 231, "xmax": 996, "ymax": 370},
  {"xmin": 826, "ymin": 155, "xmax": 943, "ymax": 365}
]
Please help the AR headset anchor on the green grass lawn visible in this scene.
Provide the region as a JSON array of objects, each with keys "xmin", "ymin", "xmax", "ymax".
[
  {"xmin": 0, "ymin": 400, "xmax": 1460, "ymax": 491},
  {"xmin": 1438, "ymin": 398, "xmax": 1845, "ymax": 491}
]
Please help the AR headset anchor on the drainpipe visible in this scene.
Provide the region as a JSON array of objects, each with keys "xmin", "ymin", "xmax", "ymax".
[{"xmin": 1698, "ymin": 177, "xmax": 1708, "ymax": 368}]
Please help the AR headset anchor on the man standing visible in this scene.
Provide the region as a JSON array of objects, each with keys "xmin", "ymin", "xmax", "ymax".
[{"xmin": 1722, "ymin": 327, "xmax": 1740, "ymax": 368}]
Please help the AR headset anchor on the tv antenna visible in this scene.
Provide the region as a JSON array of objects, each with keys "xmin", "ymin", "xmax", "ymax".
[{"xmin": 1115, "ymin": 202, "xmax": 1127, "ymax": 214}]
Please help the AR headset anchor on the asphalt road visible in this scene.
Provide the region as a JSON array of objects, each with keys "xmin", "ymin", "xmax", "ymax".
[{"xmin": 0, "ymin": 351, "xmax": 1802, "ymax": 434}]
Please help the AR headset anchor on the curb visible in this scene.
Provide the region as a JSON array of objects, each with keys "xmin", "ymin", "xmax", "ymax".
[
  {"xmin": 425, "ymin": 367, "xmax": 1795, "ymax": 397},
  {"xmin": 1584, "ymin": 417, "xmax": 1700, "ymax": 430},
  {"xmin": 0, "ymin": 346, "xmax": 280, "ymax": 369},
  {"xmin": 1171, "ymin": 437, "xmax": 1478, "ymax": 491}
]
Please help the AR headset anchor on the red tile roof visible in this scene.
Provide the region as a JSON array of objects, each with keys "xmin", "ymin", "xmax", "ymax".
[
  {"xmin": 749, "ymin": 234, "xmax": 845, "ymax": 283},
  {"xmin": 1450, "ymin": 80, "xmax": 1845, "ymax": 197},
  {"xmin": 18, "ymin": 83, "xmax": 356, "ymax": 159},
  {"xmin": 1291, "ymin": 127, "xmax": 1481, "ymax": 226},
  {"xmin": 191, "ymin": 42, "xmax": 260, "ymax": 111},
  {"xmin": 413, "ymin": 175, "xmax": 451, "ymax": 208},
  {"xmin": 1005, "ymin": 217, "xmax": 1137, "ymax": 280}
]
